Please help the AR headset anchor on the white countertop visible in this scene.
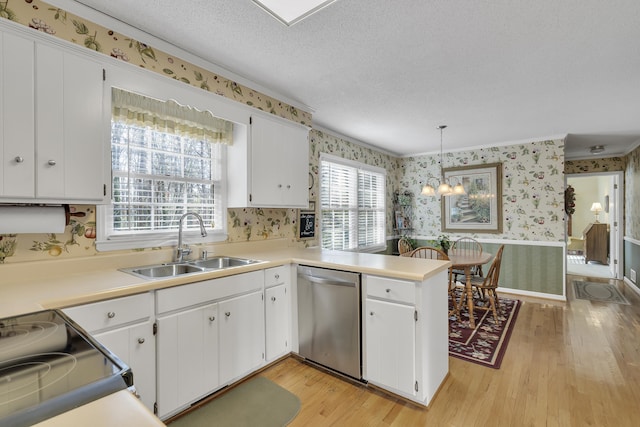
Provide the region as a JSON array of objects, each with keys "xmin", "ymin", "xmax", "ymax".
[
  {"xmin": 1, "ymin": 246, "xmax": 450, "ymax": 316},
  {"xmin": 0, "ymin": 244, "xmax": 450, "ymax": 426}
]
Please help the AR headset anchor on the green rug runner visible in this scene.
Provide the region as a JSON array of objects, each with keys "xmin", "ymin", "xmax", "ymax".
[{"xmin": 168, "ymin": 377, "xmax": 301, "ymax": 427}]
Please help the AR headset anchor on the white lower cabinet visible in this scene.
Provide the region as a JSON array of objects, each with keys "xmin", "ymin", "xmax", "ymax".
[
  {"xmin": 264, "ymin": 265, "xmax": 291, "ymax": 362},
  {"xmin": 62, "ymin": 293, "xmax": 155, "ymax": 411},
  {"xmin": 154, "ymin": 270, "xmax": 264, "ymax": 419},
  {"xmin": 156, "ymin": 303, "xmax": 218, "ymax": 419},
  {"xmin": 365, "ymin": 298, "xmax": 415, "ymax": 396},
  {"xmin": 219, "ymin": 290, "xmax": 265, "ymax": 385},
  {"xmin": 363, "ymin": 271, "xmax": 449, "ymax": 406}
]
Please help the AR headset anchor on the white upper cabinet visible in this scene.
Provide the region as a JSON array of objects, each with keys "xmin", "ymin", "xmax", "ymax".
[
  {"xmin": 228, "ymin": 113, "xmax": 310, "ymax": 208},
  {"xmin": 0, "ymin": 26, "xmax": 107, "ymax": 204}
]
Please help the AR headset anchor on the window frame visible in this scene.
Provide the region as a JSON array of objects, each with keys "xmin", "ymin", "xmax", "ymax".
[
  {"xmin": 97, "ymin": 89, "xmax": 232, "ymax": 252},
  {"xmin": 319, "ymin": 153, "xmax": 387, "ymax": 253}
]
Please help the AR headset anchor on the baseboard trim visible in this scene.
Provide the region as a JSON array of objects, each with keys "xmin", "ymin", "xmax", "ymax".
[
  {"xmin": 499, "ymin": 286, "xmax": 566, "ymax": 302},
  {"xmin": 624, "ymin": 277, "xmax": 640, "ymax": 296}
]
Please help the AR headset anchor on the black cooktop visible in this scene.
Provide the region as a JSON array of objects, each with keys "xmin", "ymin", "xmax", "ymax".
[{"xmin": 0, "ymin": 309, "xmax": 133, "ymax": 427}]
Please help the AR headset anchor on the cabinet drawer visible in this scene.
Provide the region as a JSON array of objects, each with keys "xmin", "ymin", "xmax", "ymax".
[
  {"xmin": 63, "ymin": 292, "xmax": 153, "ymax": 333},
  {"xmin": 265, "ymin": 265, "xmax": 289, "ymax": 288},
  {"xmin": 156, "ymin": 270, "xmax": 264, "ymax": 314},
  {"xmin": 366, "ymin": 276, "xmax": 415, "ymax": 305}
]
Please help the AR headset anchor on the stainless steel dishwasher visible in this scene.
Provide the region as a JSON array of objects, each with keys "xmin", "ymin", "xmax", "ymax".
[{"xmin": 297, "ymin": 265, "xmax": 362, "ymax": 380}]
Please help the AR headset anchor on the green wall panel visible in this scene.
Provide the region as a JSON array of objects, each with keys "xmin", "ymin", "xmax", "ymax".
[
  {"xmin": 624, "ymin": 240, "xmax": 640, "ymax": 285},
  {"xmin": 384, "ymin": 239, "xmax": 564, "ymax": 296},
  {"xmin": 482, "ymin": 243, "xmax": 564, "ymax": 295}
]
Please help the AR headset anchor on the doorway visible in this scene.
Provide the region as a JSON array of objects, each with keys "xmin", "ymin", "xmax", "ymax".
[{"xmin": 566, "ymin": 172, "xmax": 623, "ymax": 279}]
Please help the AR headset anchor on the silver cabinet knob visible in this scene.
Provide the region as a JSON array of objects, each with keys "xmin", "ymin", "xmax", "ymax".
[
  {"xmin": 137, "ymin": 338, "xmax": 145, "ymax": 344},
  {"xmin": 209, "ymin": 316, "xmax": 216, "ymax": 322},
  {"xmin": 370, "ymin": 311, "xmax": 374, "ymax": 316},
  {"xmin": 47, "ymin": 160, "xmax": 57, "ymax": 166},
  {"xmin": 271, "ymin": 296, "xmax": 276, "ymax": 302},
  {"xmin": 14, "ymin": 156, "xmax": 24, "ymax": 163},
  {"xmin": 274, "ymin": 274, "xmax": 280, "ymax": 280},
  {"xmin": 385, "ymin": 288, "xmax": 391, "ymax": 293},
  {"xmin": 225, "ymin": 312, "xmax": 231, "ymax": 317},
  {"xmin": 278, "ymin": 184, "xmax": 282, "ymax": 188},
  {"xmin": 286, "ymin": 184, "xmax": 291, "ymax": 189},
  {"xmin": 107, "ymin": 311, "xmax": 116, "ymax": 319}
]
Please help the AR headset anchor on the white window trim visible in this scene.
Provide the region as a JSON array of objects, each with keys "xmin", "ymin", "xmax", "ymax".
[{"xmin": 319, "ymin": 153, "xmax": 387, "ymax": 253}]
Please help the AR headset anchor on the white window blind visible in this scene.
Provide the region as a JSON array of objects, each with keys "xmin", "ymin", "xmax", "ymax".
[
  {"xmin": 320, "ymin": 155, "xmax": 386, "ymax": 251},
  {"xmin": 97, "ymin": 89, "xmax": 231, "ymax": 251}
]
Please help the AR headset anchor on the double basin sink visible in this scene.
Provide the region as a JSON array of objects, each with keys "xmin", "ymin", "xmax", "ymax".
[{"xmin": 120, "ymin": 256, "xmax": 263, "ymax": 280}]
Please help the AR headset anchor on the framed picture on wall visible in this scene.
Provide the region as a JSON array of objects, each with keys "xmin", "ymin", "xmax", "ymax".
[{"xmin": 442, "ymin": 163, "xmax": 503, "ymax": 233}]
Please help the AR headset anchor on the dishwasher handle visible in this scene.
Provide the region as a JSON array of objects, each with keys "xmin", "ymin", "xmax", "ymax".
[{"xmin": 304, "ymin": 275, "xmax": 357, "ymax": 287}]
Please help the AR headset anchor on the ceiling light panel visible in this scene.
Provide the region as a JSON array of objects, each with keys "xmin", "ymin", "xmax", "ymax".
[{"xmin": 253, "ymin": 0, "xmax": 337, "ymax": 26}]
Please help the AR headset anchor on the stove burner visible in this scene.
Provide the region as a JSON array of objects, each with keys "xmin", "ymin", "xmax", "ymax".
[
  {"xmin": 0, "ymin": 310, "xmax": 133, "ymax": 427},
  {"xmin": 0, "ymin": 352, "xmax": 77, "ymax": 408}
]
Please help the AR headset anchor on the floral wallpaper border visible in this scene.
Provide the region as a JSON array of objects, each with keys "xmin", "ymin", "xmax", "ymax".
[{"xmin": 0, "ymin": 0, "xmax": 311, "ymax": 125}]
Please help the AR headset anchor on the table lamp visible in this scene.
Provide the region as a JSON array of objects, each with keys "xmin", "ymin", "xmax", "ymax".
[{"xmin": 590, "ymin": 202, "xmax": 603, "ymax": 222}]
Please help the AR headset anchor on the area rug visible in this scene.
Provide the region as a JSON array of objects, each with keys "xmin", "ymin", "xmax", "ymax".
[
  {"xmin": 448, "ymin": 290, "xmax": 520, "ymax": 369},
  {"xmin": 167, "ymin": 377, "xmax": 301, "ymax": 427},
  {"xmin": 573, "ymin": 280, "xmax": 630, "ymax": 304}
]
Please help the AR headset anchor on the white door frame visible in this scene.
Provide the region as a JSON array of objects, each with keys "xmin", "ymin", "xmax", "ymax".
[{"xmin": 566, "ymin": 171, "xmax": 624, "ymax": 279}]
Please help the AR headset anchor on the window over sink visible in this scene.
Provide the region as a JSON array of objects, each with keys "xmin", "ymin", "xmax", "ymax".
[
  {"xmin": 97, "ymin": 88, "xmax": 233, "ymax": 251},
  {"xmin": 319, "ymin": 153, "xmax": 386, "ymax": 252}
]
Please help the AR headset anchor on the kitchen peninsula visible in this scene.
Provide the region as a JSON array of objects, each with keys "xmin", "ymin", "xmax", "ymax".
[{"xmin": 1, "ymin": 244, "xmax": 450, "ymax": 425}]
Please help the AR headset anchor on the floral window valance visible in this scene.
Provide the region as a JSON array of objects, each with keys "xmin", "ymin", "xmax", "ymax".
[{"xmin": 112, "ymin": 88, "xmax": 234, "ymax": 145}]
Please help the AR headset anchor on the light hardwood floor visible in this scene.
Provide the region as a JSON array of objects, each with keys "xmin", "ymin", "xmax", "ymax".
[{"xmin": 259, "ymin": 274, "xmax": 640, "ymax": 426}]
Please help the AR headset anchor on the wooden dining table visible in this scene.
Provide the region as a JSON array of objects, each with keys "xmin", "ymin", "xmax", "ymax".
[{"xmin": 447, "ymin": 251, "xmax": 493, "ymax": 328}]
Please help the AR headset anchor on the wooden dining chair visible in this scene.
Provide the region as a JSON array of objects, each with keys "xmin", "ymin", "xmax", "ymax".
[
  {"xmin": 408, "ymin": 246, "xmax": 448, "ymax": 260},
  {"xmin": 467, "ymin": 245, "xmax": 505, "ymax": 323},
  {"xmin": 450, "ymin": 237, "xmax": 484, "ymax": 282},
  {"xmin": 398, "ymin": 239, "xmax": 413, "ymax": 256},
  {"xmin": 408, "ymin": 247, "xmax": 457, "ymax": 317}
]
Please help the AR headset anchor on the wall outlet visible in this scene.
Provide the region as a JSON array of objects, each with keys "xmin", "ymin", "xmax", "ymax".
[{"xmin": 631, "ymin": 269, "xmax": 637, "ymax": 283}]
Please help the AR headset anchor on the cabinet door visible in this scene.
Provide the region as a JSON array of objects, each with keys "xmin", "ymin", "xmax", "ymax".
[
  {"xmin": 365, "ymin": 298, "xmax": 415, "ymax": 396},
  {"xmin": 249, "ymin": 115, "xmax": 309, "ymax": 207},
  {"xmin": 157, "ymin": 303, "xmax": 218, "ymax": 418},
  {"xmin": 219, "ymin": 290, "xmax": 265, "ymax": 384},
  {"xmin": 36, "ymin": 43, "xmax": 104, "ymax": 201},
  {"xmin": 94, "ymin": 321, "xmax": 156, "ymax": 412},
  {"xmin": 265, "ymin": 284, "xmax": 290, "ymax": 361},
  {"xmin": 0, "ymin": 31, "xmax": 35, "ymax": 198}
]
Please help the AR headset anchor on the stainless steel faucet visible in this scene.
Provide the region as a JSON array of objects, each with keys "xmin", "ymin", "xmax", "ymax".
[{"xmin": 175, "ymin": 212, "xmax": 208, "ymax": 262}]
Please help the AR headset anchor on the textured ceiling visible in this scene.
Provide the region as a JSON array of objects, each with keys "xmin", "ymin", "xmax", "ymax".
[{"xmin": 67, "ymin": 0, "xmax": 640, "ymax": 159}]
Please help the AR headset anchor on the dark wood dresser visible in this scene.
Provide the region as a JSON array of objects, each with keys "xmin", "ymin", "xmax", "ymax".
[{"xmin": 583, "ymin": 223, "xmax": 608, "ymax": 264}]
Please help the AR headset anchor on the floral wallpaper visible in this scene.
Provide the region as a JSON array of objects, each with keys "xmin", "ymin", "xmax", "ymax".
[
  {"xmin": 399, "ymin": 139, "xmax": 566, "ymax": 241},
  {"xmin": 625, "ymin": 147, "xmax": 640, "ymax": 240},
  {"xmin": 0, "ymin": 0, "xmax": 311, "ymax": 125},
  {"xmin": 565, "ymin": 157, "xmax": 625, "ymax": 174}
]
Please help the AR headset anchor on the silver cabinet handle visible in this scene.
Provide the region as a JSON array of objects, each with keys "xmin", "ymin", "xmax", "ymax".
[
  {"xmin": 271, "ymin": 296, "xmax": 276, "ymax": 302},
  {"xmin": 385, "ymin": 288, "xmax": 391, "ymax": 293},
  {"xmin": 47, "ymin": 160, "xmax": 56, "ymax": 166},
  {"xmin": 225, "ymin": 312, "xmax": 231, "ymax": 317},
  {"xmin": 274, "ymin": 274, "xmax": 280, "ymax": 280},
  {"xmin": 370, "ymin": 311, "xmax": 374, "ymax": 316},
  {"xmin": 286, "ymin": 184, "xmax": 291, "ymax": 189},
  {"xmin": 137, "ymin": 338, "xmax": 145, "ymax": 344},
  {"xmin": 14, "ymin": 156, "xmax": 24, "ymax": 163},
  {"xmin": 209, "ymin": 316, "xmax": 216, "ymax": 322},
  {"xmin": 107, "ymin": 311, "xmax": 116, "ymax": 318}
]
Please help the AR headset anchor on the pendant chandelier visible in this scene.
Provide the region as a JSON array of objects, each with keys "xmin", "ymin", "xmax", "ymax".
[{"xmin": 421, "ymin": 125, "xmax": 466, "ymax": 197}]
